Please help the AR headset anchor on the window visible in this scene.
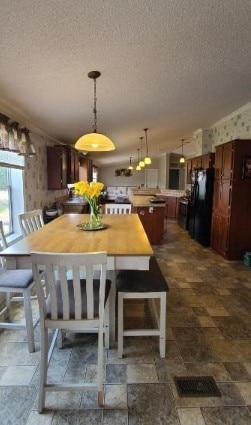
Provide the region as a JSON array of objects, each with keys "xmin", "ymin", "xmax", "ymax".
[
  {"xmin": 0, "ymin": 168, "xmax": 11, "ymax": 234},
  {"xmin": 93, "ymin": 165, "xmax": 98, "ymax": 182},
  {"xmin": 0, "ymin": 151, "xmax": 25, "ymax": 237}
]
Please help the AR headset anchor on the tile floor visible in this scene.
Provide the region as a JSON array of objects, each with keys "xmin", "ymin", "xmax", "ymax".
[{"xmin": 0, "ymin": 221, "xmax": 251, "ymax": 424}]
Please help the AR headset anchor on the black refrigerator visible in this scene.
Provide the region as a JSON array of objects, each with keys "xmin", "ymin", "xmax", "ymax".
[{"xmin": 188, "ymin": 167, "xmax": 214, "ymax": 247}]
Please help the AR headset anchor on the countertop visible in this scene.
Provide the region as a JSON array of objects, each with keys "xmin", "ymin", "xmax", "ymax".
[{"xmin": 130, "ymin": 195, "xmax": 166, "ymax": 208}]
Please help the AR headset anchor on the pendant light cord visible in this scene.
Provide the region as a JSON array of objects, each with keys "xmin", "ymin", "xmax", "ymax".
[
  {"xmin": 144, "ymin": 128, "xmax": 149, "ymax": 156},
  {"xmin": 93, "ymin": 77, "xmax": 98, "ymax": 133}
]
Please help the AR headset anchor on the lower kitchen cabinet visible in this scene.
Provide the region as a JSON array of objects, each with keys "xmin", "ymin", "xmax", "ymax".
[
  {"xmin": 210, "ymin": 212, "xmax": 229, "ymax": 257},
  {"xmin": 133, "ymin": 206, "xmax": 165, "ymax": 245},
  {"xmin": 160, "ymin": 196, "xmax": 179, "ymax": 220},
  {"xmin": 166, "ymin": 196, "xmax": 179, "ymax": 219},
  {"xmin": 61, "ymin": 200, "xmax": 88, "ymax": 214}
]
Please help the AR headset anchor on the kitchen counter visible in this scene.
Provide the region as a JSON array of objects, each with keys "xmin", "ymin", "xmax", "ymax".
[{"xmin": 130, "ymin": 195, "xmax": 166, "ymax": 208}]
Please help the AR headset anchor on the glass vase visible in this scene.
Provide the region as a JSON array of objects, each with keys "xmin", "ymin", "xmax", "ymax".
[{"xmin": 89, "ymin": 201, "xmax": 102, "ymax": 229}]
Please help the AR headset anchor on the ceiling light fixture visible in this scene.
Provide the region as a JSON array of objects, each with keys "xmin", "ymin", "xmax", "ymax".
[
  {"xmin": 128, "ymin": 156, "xmax": 133, "ymax": 170},
  {"xmin": 139, "ymin": 137, "xmax": 145, "ymax": 168},
  {"xmin": 144, "ymin": 128, "xmax": 152, "ymax": 165},
  {"xmin": 179, "ymin": 138, "xmax": 185, "ymax": 163},
  {"xmin": 136, "ymin": 148, "xmax": 141, "ymax": 171},
  {"xmin": 75, "ymin": 71, "xmax": 115, "ymax": 152}
]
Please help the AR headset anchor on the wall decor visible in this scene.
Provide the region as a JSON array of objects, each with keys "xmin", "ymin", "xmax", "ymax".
[
  {"xmin": 242, "ymin": 156, "xmax": 251, "ymax": 179},
  {"xmin": 115, "ymin": 168, "xmax": 132, "ymax": 177}
]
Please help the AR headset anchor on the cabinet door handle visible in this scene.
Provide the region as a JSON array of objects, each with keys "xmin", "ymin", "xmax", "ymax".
[{"xmin": 139, "ymin": 210, "xmax": 145, "ymax": 216}]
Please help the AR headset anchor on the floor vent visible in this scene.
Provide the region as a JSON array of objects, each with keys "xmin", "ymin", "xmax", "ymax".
[{"xmin": 174, "ymin": 376, "xmax": 221, "ymax": 398}]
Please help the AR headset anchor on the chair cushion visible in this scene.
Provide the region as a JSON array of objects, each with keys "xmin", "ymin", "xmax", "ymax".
[
  {"xmin": 116, "ymin": 257, "xmax": 169, "ymax": 293},
  {"xmin": 46, "ymin": 279, "xmax": 111, "ymax": 319},
  {"xmin": 0, "ymin": 269, "xmax": 34, "ymax": 289}
]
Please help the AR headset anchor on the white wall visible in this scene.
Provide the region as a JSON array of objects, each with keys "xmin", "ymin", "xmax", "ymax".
[
  {"xmin": 157, "ymin": 154, "xmax": 169, "ymax": 189},
  {"xmin": 98, "ymin": 158, "xmax": 160, "ymax": 188}
]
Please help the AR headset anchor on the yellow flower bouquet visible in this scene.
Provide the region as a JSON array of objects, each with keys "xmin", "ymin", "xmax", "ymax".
[{"xmin": 75, "ymin": 181, "xmax": 104, "ymax": 229}]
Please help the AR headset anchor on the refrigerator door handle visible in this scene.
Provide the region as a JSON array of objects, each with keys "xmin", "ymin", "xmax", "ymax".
[{"xmin": 193, "ymin": 182, "xmax": 199, "ymax": 204}]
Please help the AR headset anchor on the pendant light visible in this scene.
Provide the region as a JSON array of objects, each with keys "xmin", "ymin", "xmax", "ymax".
[
  {"xmin": 75, "ymin": 71, "xmax": 115, "ymax": 152},
  {"xmin": 139, "ymin": 137, "xmax": 145, "ymax": 168},
  {"xmin": 144, "ymin": 128, "xmax": 152, "ymax": 165},
  {"xmin": 128, "ymin": 156, "xmax": 133, "ymax": 170},
  {"xmin": 179, "ymin": 139, "xmax": 185, "ymax": 163},
  {"xmin": 136, "ymin": 148, "xmax": 141, "ymax": 170}
]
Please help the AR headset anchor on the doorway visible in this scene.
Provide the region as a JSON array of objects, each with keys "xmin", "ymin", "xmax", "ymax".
[{"xmin": 169, "ymin": 169, "xmax": 179, "ymax": 189}]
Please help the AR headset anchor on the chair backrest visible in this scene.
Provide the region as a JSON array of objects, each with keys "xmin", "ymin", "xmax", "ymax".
[
  {"xmin": 105, "ymin": 203, "xmax": 132, "ymax": 214},
  {"xmin": 19, "ymin": 209, "xmax": 44, "ymax": 236},
  {"xmin": 0, "ymin": 221, "xmax": 7, "ymax": 268},
  {"xmin": 0, "ymin": 221, "xmax": 7, "ymax": 250},
  {"xmin": 31, "ymin": 251, "xmax": 108, "ymax": 324}
]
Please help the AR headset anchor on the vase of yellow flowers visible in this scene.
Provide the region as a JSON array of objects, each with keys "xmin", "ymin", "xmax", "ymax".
[{"xmin": 75, "ymin": 181, "xmax": 104, "ymax": 229}]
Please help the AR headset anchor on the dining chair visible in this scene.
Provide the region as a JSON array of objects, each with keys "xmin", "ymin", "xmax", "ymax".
[
  {"xmin": 116, "ymin": 256, "xmax": 168, "ymax": 358},
  {"xmin": 31, "ymin": 251, "xmax": 111, "ymax": 413},
  {"xmin": 19, "ymin": 209, "xmax": 44, "ymax": 236},
  {"xmin": 105, "ymin": 203, "xmax": 132, "ymax": 214},
  {"xmin": 0, "ymin": 221, "xmax": 38, "ymax": 353}
]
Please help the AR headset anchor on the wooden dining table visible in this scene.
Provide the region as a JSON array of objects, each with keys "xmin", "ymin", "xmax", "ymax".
[{"xmin": 1, "ymin": 213, "xmax": 154, "ymax": 340}]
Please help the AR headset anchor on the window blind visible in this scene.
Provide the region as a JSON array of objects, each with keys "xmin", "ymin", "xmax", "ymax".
[{"xmin": 0, "ymin": 150, "xmax": 25, "ymax": 169}]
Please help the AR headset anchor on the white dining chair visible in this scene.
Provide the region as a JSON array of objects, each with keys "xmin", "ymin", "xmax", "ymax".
[
  {"xmin": 0, "ymin": 221, "xmax": 38, "ymax": 352},
  {"xmin": 19, "ymin": 209, "xmax": 44, "ymax": 236},
  {"xmin": 31, "ymin": 251, "xmax": 111, "ymax": 413},
  {"xmin": 105, "ymin": 203, "xmax": 132, "ymax": 214}
]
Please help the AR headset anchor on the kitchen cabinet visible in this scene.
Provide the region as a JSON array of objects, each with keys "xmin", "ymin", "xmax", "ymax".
[
  {"xmin": 166, "ymin": 196, "xmax": 179, "ymax": 219},
  {"xmin": 47, "ymin": 146, "xmax": 68, "ymax": 190},
  {"xmin": 132, "ymin": 206, "xmax": 165, "ymax": 245},
  {"xmin": 65, "ymin": 146, "xmax": 79, "ymax": 184},
  {"xmin": 210, "ymin": 212, "xmax": 229, "ymax": 257},
  {"xmin": 79, "ymin": 157, "xmax": 93, "ymax": 182},
  {"xmin": 201, "ymin": 152, "xmax": 215, "ymax": 169},
  {"xmin": 191, "ymin": 156, "xmax": 202, "ymax": 168},
  {"xmin": 47, "ymin": 146, "xmax": 80, "ymax": 189},
  {"xmin": 210, "ymin": 139, "xmax": 251, "ymax": 260},
  {"xmin": 187, "ymin": 153, "xmax": 215, "ymax": 184},
  {"xmin": 214, "ymin": 142, "xmax": 233, "ymax": 180},
  {"xmin": 61, "ymin": 203, "xmax": 88, "ymax": 214},
  {"xmin": 161, "ymin": 196, "xmax": 179, "ymax": 220}
]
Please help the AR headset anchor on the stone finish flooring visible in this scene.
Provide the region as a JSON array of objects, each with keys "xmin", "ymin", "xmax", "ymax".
[{"xmin": 0, "ymin": 221, "xmax": 250, "ymax": 424}]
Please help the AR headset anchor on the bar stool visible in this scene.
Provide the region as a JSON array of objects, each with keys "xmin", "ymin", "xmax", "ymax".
[{"xmin": 116, "ymin": 257, "xmax": 168, "ymax": 358}]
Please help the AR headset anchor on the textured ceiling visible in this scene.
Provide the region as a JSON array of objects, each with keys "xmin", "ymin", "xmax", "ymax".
[{"xmin": 0, "ymin": 0, "xmax": 251, "ymax": 166}]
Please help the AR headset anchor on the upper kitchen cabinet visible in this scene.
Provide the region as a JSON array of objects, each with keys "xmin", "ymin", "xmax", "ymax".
[
  {"xmin": 201, "ymin": 152, "xmax": 215, "ymax": 169},
  {"xmin": 47, "ymin": 145, "xmax": 79, "ymax": 190},
  {"xmin": 64, "ymin": 146, "xmax": 79, "ymax": 184},
  {"xmin": 187, "ymin": 153, "xmax": 215, "ymax": 184},
  {"xmin": 79, "ymin": 157, "xmax": 93, "ymax": 182},
  {"xmin": 191, "ymin": 156, "xmax": 202, "ymax": 169},
  {"xmin": 214, "ymin": 142, "xmax": 233, "ymax": 180}
]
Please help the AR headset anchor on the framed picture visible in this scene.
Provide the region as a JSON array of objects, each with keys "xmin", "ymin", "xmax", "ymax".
[{"xmin": 242, "ymin": 156, "xmax": 251, "ymax": 179}]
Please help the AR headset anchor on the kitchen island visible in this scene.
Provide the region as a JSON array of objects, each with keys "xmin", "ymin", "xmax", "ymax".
[{"xmin": 130, "ymin": 195, "xmax": 166, "ymax": 245}]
